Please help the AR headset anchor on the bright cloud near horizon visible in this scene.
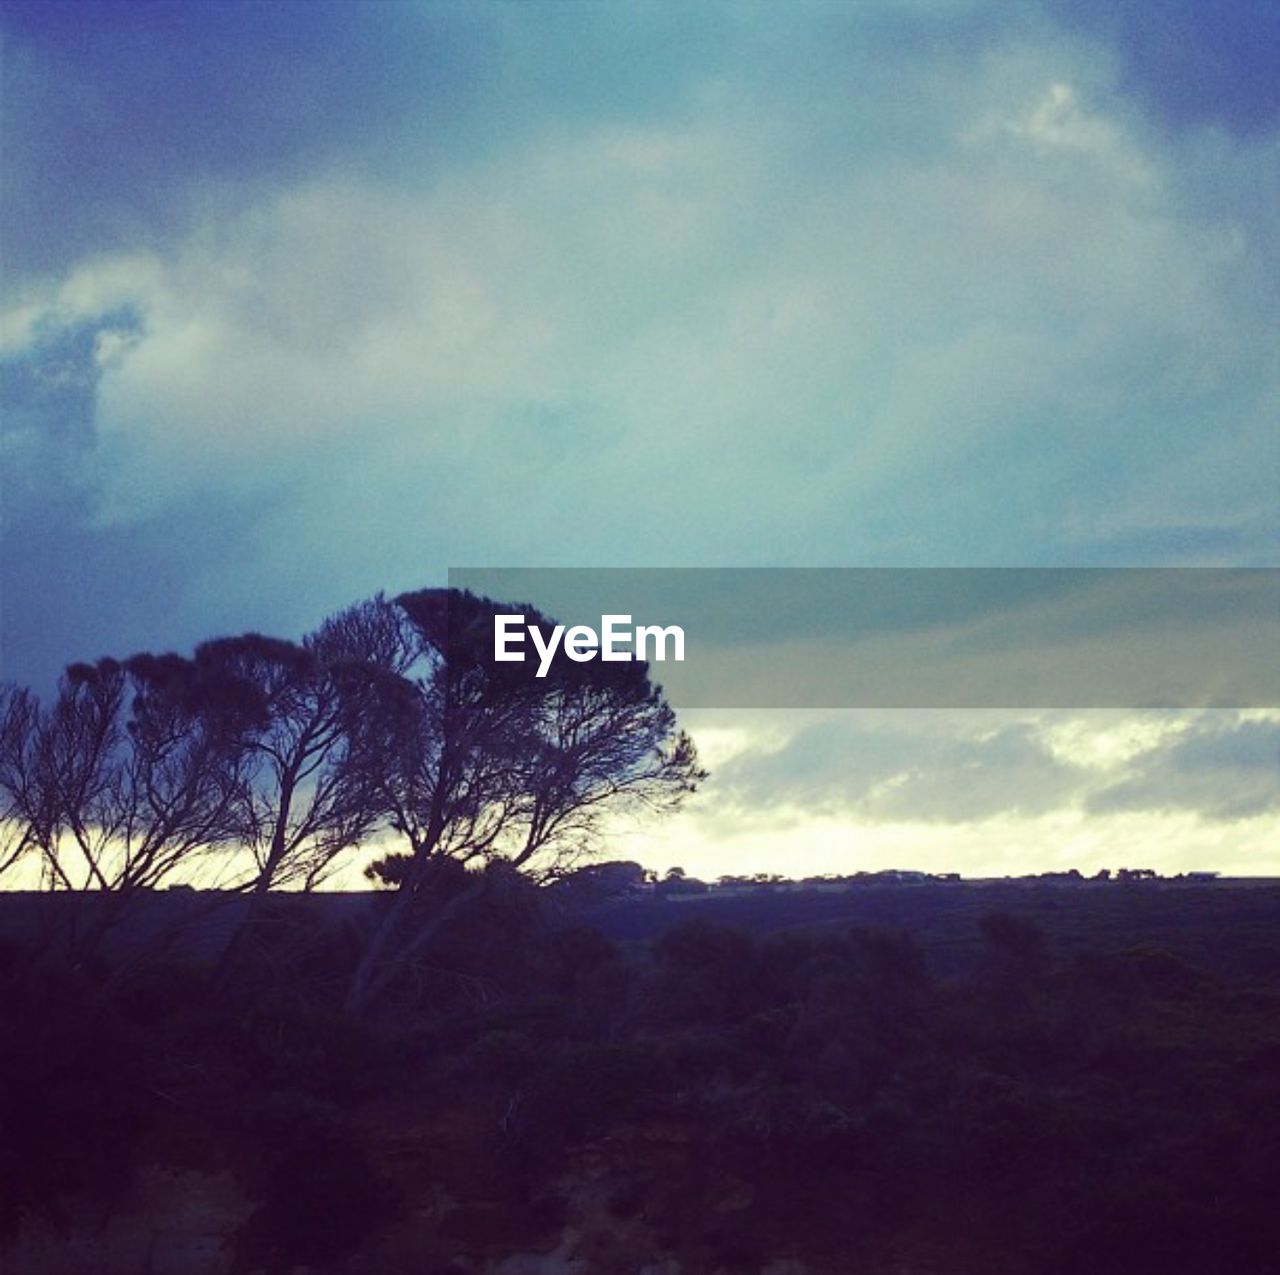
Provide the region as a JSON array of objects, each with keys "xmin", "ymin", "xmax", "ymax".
[{"xmin": 2, "ymin": 1, "xmax": 1277, "ymax": 877}]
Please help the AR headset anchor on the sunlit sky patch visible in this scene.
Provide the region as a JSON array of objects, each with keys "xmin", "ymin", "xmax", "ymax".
[{"xmin": 1, "ymin": 0, "xmax": 1276, "ymax": 876}]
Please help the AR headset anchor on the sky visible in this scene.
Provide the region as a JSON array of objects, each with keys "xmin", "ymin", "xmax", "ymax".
[{"xmin": 2, "ymin": 0, "xmax": 1277, "ymax": 878}]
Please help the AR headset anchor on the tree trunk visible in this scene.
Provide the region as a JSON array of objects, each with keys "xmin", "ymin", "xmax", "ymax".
[{"xmin": 213, "ymin": 773, "xmax": 294, "ymax": 979}]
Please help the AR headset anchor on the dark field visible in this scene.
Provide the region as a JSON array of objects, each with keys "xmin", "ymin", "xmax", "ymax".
[
  {"xmin": 586, "ymin": 878, "xmax": 1280, "ymax": 978},
  {"xmin": 3, "ymin": 878, "xmax": 1279, "ymax": 1274}
]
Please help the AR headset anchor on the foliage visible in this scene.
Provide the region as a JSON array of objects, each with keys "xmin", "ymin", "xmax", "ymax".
[
  {"xmin": 2, "ymin": 884, "xmax": 1279, "ymax": 1269},
  {"xmin": 0, "ymin": 585, "xmax": 702, "ymax": 988}
]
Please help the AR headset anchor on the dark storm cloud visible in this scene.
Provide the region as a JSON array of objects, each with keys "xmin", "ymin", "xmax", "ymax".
[
  {"xmin": 0, "ymin": 307, "xmax": 142, "ymax": 518},
  {"xmin": 0, "ymin": 0, "xmax": 496, "ymax": 282},
  {"xmin": 7, "ymin": 0, "xmax": 1271, "ymax": 290},
  {"xmin": 0, "ymin": 0, "xmax": 736, "ymax": 285},
  {"xmin": 1047, "ymin": 0, "xmax": 1280, "ymax": 136},
  {"xmin": 0, "ymin": 307, "xmax": 269, "ymax": 690},
  {"xmin": 2, "ymin": 0, "xmax": 1276, "ymax": 730}
]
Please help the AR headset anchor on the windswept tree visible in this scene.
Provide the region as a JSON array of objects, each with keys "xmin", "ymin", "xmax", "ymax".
[
  {"xmin": 0, "ymin": 683, "xmax": 45, "ymax": 883},
  {"xmin": 2, "ymin": 587, "xmax": 703, "ymax": 995},
  {"xmin": 193, "ymin": 596, "xmax": 411, "ymax": 895},
  {"xmin": 346, "ymin": 588, "xmax": 704, "ymax": 1013},
  {"xmin": 0, "ymin": 655, "xmax": 253, "ymax": 955}
]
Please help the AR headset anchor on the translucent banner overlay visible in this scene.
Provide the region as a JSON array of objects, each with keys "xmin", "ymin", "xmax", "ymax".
[{"xmin": 448, "ymin": 568, "xmax": 1280, "ymax": 709}]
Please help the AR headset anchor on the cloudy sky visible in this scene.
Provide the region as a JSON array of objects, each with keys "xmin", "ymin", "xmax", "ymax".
[{"xmin": 2, "ymin": 0, "xmax": 1277, "ymax": 876}]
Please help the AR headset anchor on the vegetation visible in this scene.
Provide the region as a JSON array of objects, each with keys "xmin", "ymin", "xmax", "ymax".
[
  {"xmin": 1, "ymin": 588, "xmax": 1275, "ymax": 1270},
  {"xmin": 0, "ymin": 586, "xmax": 702, "ymax": 1005},
  {"xmin": 0, "ymin": 880, "xmax": 1277, "ymax": 1271}
]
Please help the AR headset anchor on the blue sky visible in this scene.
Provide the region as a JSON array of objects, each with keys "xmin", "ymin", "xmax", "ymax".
[{"xmin": 2, "ymin": 1, "xmax": 1277, "ymax": 875}]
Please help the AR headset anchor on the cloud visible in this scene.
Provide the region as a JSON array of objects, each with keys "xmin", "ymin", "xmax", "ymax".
[
  {"xmin": 614, "ymin": 713, "xmax": 1280, "ymax": 878},
  {"xmin": 0, "ymin": 304, "xmax": 270, "ymax": 689},
  {"xmin": 0, "ymin": 1, "xmax": 1275, "ymax": 697},
  {"xmin": 700, "ymin": 712, "xmax": 1081, "ymax": 824},
  {"xmin": 1045, "ymin": 0, "xmax": 1280, "ymax": 137},
  {"xmin": 0, "ymin": 0, "xmax": 504, "ymax": 283},
  {"xmin": 0, "ymin": 306, "xmax": 142, "ymax": 517},
  {"xmin": 686, "ymin": 709, "xmax": 1278, "ymax": 829},
  {"xmin": 1088, "ymin": 715, "xmax": 1280, "ymax": 820},
  {"xmin": 30, "ymin": 80, "xmax": 1273, "ymax": 521}
]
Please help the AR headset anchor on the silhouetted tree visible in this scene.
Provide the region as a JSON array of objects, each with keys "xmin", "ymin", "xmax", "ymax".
[
  {"xmin": 0, "ymin": 656, "xmax": 252, "ymax": 954},
  {"xmin": 345, "ymin": 588, "xmax": 703, "ymax": 1013},
  {"xmin": 550, "ymin": 859, "xmax": 649, "ymax": 903},
  {"xmin": 0, "ymin": 684, "xmax": 44, "ymax": 882},
  {"xmin": 194, "ymin": 597, "xmax": 410, "ymax": 894}
]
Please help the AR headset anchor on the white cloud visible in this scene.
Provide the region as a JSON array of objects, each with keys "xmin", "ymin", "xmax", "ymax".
[
  {"xmin": 3, "ymin": 9, "xmax": 1274, "ymax": 695},
  {"xmin": 612, "ymin": 709, "xmax": 1279, "ymax": 878}
]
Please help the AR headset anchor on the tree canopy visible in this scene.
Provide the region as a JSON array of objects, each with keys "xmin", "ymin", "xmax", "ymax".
[{"xmin": 0, "ymin": 585, "xmax": 704, "ymax": 984}]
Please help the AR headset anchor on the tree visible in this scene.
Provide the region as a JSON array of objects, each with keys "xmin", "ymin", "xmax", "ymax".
[
  {"xmin": 0, "ymin": 655, "xmax": 253, "ymax": 955},
  {"xmin": 345, "ymin": 587, "xmax": 704, "ymax": 1013},
  {"xmin": 191, "ymin": 598, "xmax": 419, "ymax": 976},
  {"xmin": 550, "ymin": 859, "xmax": 649, "ymax": 902},
  {"xmin": 382, "ymin": 587, "xmax": 701, "ymax": 875},
  {"xmin": 0, "ymin": 684, "xmax": 44, "ymax": 883},
  {"xmin": 193, "ymin": 596, "xmax": 410, "ymax": 894}
]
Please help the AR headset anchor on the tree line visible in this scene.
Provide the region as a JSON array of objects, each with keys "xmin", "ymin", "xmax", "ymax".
[{"xmin": 0, "ymin": 587, "xmax": 703, "ymax": 1010}]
